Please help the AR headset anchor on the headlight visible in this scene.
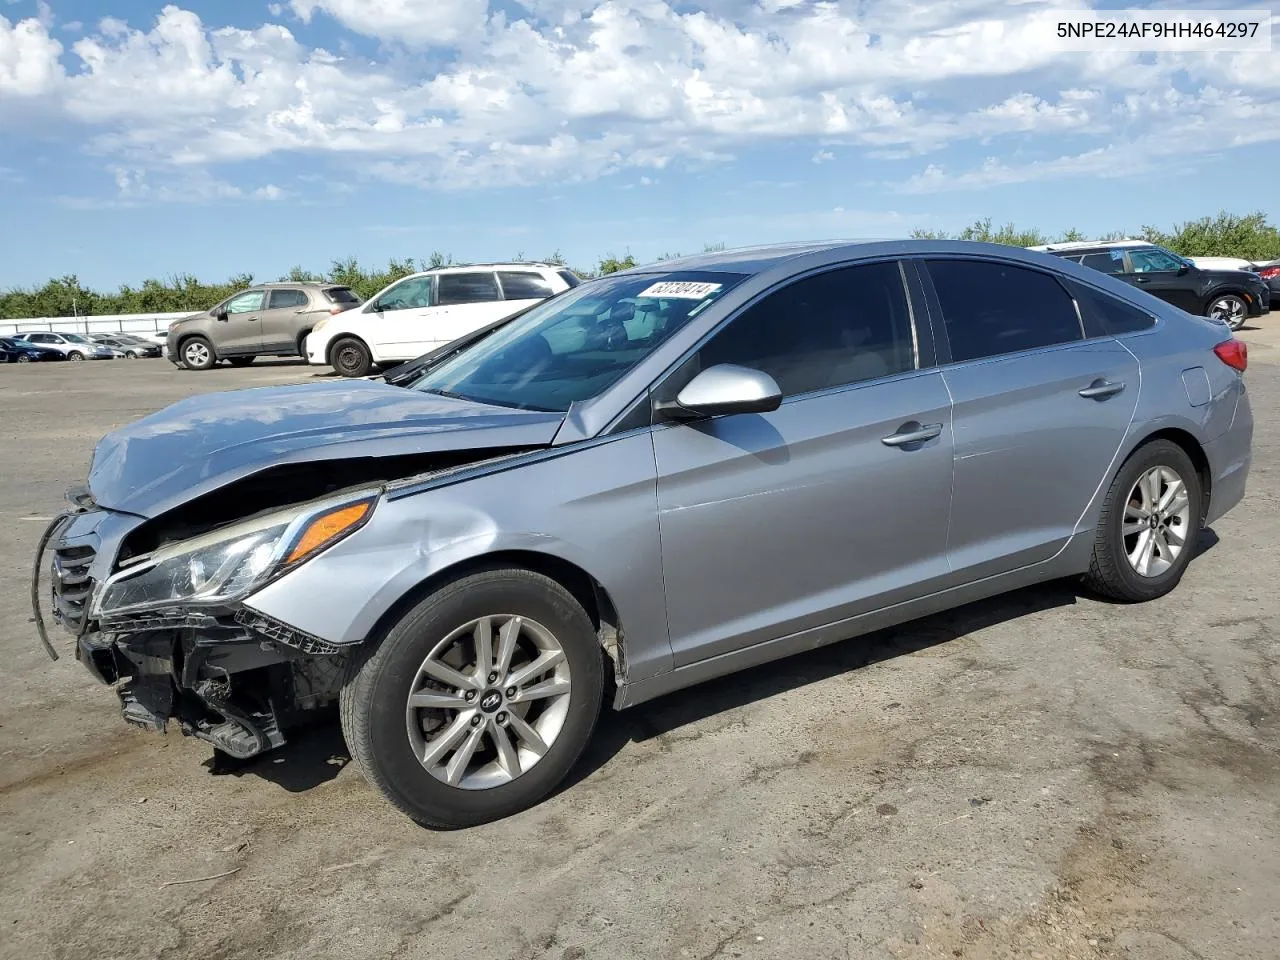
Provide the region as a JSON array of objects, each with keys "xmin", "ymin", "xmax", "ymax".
[{"xmin": 92, "ymin": 491, "xmax": 378, "ymax": 618}]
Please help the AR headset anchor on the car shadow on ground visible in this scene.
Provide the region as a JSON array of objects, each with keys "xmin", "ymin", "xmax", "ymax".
[{"xmin": 217, "ymin": 529, "xmax": 1221, "ymax": 796}]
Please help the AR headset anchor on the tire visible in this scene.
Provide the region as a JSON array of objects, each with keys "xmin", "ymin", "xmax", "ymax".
[
  {"xmin": 125, "ymin": 350, "xmax": 139, "ymax": 359},
  {"xmin": 67, "ymin": 351, "xmax": 85, "ymax": 362},
  {"xmin": 340, "ymin": 568, "xmax": 604, "ymax": 829},
  {"xmin": 1207, "ymin": 293, "xmax": 1248, "ymax": 331},
  {"xmin": 17, "ymin": 355, "xmax": 30, "ymax": 363},
  {"xmin": 180, "ymin": 336, "xmax": 217, "ymax": 371},
  {"xmin": 1083, "ymin": 439, "xmax": 1202, "ymax": 602},
  {"xmin": 228, "ymin": 357, "xmax": 255, "ymax": 368},
  {"xmin": 330, "ymin": 337, "xmax": 373, "ymax": 378}
]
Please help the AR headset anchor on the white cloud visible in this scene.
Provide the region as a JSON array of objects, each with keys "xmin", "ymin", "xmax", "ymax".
[
  {"xmin": 0, "ymin": 13, "xmax": 64, "ymax": 97},
  {"xmin": 2, "ymin": 1, "xmax": 1277, "ymax": 198},
  {"xmin": 289, "ymin": 0, "xmax": 487, "ymax": 47}
]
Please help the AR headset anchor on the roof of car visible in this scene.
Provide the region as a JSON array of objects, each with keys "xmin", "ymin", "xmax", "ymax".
[
  {"xmin": 248, "ymin": 281, "xmax": 350, "ymax": 289},
  {"xmin": 1026, "ymin": 239, "xmax": 1148, "ymax": 253}
]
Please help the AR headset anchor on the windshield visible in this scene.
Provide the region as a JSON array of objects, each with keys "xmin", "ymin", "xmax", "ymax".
[
  {"xmin": 63, "ymin": 334, "xmax": 91, "ymax": 344},
  {"xmin": 410, "ymin": 270, "xmax": 747, "ymax": 412}
]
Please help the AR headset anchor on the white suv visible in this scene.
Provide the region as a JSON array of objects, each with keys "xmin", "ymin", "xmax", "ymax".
[{"xmin": 305, "ymin": 263, "xmax": 580, "ymax": 377}]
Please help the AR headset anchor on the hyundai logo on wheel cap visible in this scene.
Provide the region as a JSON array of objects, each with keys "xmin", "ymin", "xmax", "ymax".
[{"xmin": 480, "ymin": 690, "xmax": 502, "ymax": 713}]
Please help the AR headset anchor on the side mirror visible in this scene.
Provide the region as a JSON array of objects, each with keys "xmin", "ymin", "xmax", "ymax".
[
  {"xmin": 215, "ymin": 308, "xmax": 229, "ymax": 322},
  {"xmin": 1176, "ymin": 264, "xmax": 1190, "ymax": 276},
  {"xmin": 655, "ymin": 364, "xmax": 783, "ymax": 421}
]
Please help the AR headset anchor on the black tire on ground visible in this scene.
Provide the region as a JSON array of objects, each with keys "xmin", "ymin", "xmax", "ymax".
[
  {"xmin": 340, "ymin": 568, "xmax": 605, "ymax": 829},
  {"xmin": 67, "ymin": 351, "xmax": 85, "ymax": 362},
  {"xmin": 1082, "ymin": 439, "xmax": 1203, "ymax": 603},
  {"xmin": 330, "ymin": 337, "xmax": 373, "ymax": 378},
  {"xmin": 17, "ymin": 355, "xmax": 30, "ymax": 363},
  {"xmin": 180, "ymin": 336, "xmax": 217, "ymax": 371},
  {"xmin": 227, "ymin": 357, "xmax": 255, "ymax": 367},
  {"xmin": 125, "ymin": 350, "xmax": 140, "ymax": 359}
]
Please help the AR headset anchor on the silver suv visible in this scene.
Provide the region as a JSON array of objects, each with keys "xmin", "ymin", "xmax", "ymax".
[{"xmin": 167, "ymin": 282, "xmax": 363, "ymax": 370}]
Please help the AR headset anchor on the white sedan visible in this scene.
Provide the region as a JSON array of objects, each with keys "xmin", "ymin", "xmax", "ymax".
[{"xmin": 305, "ymin": 263, "xmax": 579, "ymax": 377}]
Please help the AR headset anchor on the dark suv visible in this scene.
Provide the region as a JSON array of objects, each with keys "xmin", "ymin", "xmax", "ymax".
[
  {"xmin": 1030, "ymin": 240, "xmax": 1270, "ymax": 330},
  {"xmin": 167, "ymin": 282, "xmax": 363, "ymax": 370}
]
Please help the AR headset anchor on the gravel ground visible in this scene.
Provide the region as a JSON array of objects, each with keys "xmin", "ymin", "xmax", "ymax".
[{"xmin": 1, "ymin": 331, "xmax": 1277, "ymax": 960}]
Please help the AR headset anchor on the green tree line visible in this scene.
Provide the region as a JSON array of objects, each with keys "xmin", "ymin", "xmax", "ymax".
[{"xmin": 4, "ymin": 211, "xmax": 1276, "ymax": 320}]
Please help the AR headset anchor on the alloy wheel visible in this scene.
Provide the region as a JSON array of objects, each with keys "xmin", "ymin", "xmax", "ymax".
[
  {"xmin": 1122, "ymin": 465, "xmax": 1191, "ymax": 578},
  {"xmin": 1208, "ymin": 295, "xmax": 1246, "ymax": 329},
  {"xmin": 184, "ymin": 342, "xmax": 211, "ymax": 368},
  {"xmin": 405, "ymin": 615, "xmax": 573, "ymax": 790}
]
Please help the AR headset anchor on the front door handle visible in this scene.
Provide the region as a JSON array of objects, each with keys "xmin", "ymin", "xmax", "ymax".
[
  {"xmin": 881, "ymin": 422, "xmax": 943, "ymax": 447},
  {"xmin": 246, "ymin": 316, "xmax": 259, "ymax": 322},
  {"xmin": 1133, "ymin": 276, "xmax": 1151, "ymax": 284},
  {"xmin": 1078, "ymin": 379, "xmax": 1126, "ymax": 400}
]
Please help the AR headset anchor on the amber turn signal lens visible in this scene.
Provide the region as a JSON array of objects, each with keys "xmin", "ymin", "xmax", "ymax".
[{"xmin": 286, "ymin": 501, "xmax": 372, "ymax": 565}]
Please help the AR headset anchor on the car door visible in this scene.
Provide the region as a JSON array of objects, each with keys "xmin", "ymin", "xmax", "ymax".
[
  {"xmin": 1118, "ymin": 248, "xmax": 1200, "ymax": 313},
  {"xmin": 260, "ymin": 288, "xmax": 311, "ymax": 353},
  {"xmin": 364, "ymin": 275, "xmax": 443, "ymax": 360},
  {"xmin": 920, "ymin": 257, "xmax": 1140, "ymax": 581},
  {"xmin": 216, "ymin": 290, "xmax": 267, "ymax": 354},
  {"xmin": 434, "ymin": 272, "xmax": 508, "ymax": 344},
  {"xmin": 651, "ymin": 260, "xmax": 955, "ymax": 666}
]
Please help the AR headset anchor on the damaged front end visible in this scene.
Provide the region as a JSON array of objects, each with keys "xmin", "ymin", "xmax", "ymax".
[{"xmin": 33, "ymin": 486, "xmax": 379, "ymax": 761}]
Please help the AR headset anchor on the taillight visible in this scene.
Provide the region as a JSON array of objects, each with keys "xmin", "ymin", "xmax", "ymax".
[
  {"xmin": 1258, "ymin": 265, "xmax": 1280, "ymax": 280},
  {"xmin": 329, "ymin": 306, "xmax": 344, "ymax": 315},
  {"xmin": 1213, "ymin": 339, "xmax": 1248, "ymax": 372}
]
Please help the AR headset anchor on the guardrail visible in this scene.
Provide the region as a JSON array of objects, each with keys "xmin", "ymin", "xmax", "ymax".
[{"xmin": 0, "ymin": 313, "xmax": 192, "ymax": 338}]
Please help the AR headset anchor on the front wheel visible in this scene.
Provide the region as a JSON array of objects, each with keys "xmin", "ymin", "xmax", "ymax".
[
  {"xmin": 181, "ymin": 336, "xmax": 217, "ymax": 371},
  {"xmin": 330, "ymin": 337, "xmax": 373, "ymax": 377},
  {"xmin": 17, "ymin": 354, "xmax": 30, "ymax": 363},
  {"xmin": 1083, "ymin": 440, "xmax": 1202, "ymax": 602},
  {"xmin": 340, "ymin": 568, "xmax": 604, "ymax": 828},
  {"xmin": 1207, "ymin": 293, "xmax": 1248, "ymax": 331},
  {"xmin": 67, "ymin": 351, "xmax": 85, "ymax": 362}
]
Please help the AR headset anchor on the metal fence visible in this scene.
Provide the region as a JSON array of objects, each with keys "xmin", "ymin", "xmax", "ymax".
[{"xmin": 0, "ymin": 312, "xmax": 191, "ymax": 338}]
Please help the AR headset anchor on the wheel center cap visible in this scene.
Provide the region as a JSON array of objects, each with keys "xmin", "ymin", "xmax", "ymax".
[
  {"xmin": 479, "ymin": 689, "xmax": 503, "ymax": 714},
  {"xmin": 1149, "ymin": 513, "xmax": 1160, "ymax": 529}
]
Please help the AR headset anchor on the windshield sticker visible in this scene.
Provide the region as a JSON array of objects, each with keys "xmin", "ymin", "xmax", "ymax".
[
  {"xmin": 638, "ymin": 281, "xmax": 723, "ymax": 299},
  {"xmin": 1110, "ymin": 250, "xmax": 1125, "ymax": 260}
]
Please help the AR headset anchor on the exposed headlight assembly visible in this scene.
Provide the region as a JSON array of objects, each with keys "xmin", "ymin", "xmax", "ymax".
[{"xmin": 92, "ymin": 491, "xmax": 378, "ymax": 619}]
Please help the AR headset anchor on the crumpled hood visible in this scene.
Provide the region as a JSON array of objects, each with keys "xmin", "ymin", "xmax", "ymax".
[{"xmin": 87, "ymin": 380, "xmax": 564, "ymax": 517}]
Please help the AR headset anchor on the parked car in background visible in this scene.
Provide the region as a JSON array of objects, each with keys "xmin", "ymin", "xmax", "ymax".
[
  {"xmin": 35, "ymin": 239, "xmax": 1252, "ymax": 829},
  {"xmin": 1187, "ymin": 256, "xmax": 1257, "ymax": 272},
  {"xmin": 1030, "ymin": 239, "xmax": 1271, "ymax": 330},
  {"xmin": 0, "ymin": 336, "xmax": 64, "ymax": 362},
  {"xmin": 1254, "ymin": 259, "xmax": 1280, "ymax": 301},
  {"xmin": 15, "ymin": 332, "xmax": 115, "ymax": 360},
  {"xmin": 88, "ymin": 334, "xmax": 162, "ymax": 358},
  {"xmin": 166, "ymin": 282, "xmax": 364, "ymax": 371},
  {"xmin": 306, "ymin": 263, "xmax": 580, "ymax": 377}
]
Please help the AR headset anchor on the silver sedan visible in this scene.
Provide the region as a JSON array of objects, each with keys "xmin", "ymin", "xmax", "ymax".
[{"xmin": 36, "ymin": 240, "xmax": 1253, "ymax": 828}]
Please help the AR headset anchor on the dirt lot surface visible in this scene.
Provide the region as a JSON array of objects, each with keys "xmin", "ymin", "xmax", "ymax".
[{"xmin": 2, "ymin": 331, "xmax": 1278, "ymax": 960}]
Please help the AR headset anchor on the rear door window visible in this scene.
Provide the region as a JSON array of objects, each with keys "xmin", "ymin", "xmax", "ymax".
[
  {"xmin": 437, "ymin": 272, "xmax": 502, "ymax": 305},
  {"xmin": 926, "ymin": 259, "xmax": 1084, "ymax": 363},
  {"xmin": 268, "ymin": 289, "xmax": 309, "ymax": 309},
  {"xmin": 1079, "ymin": 252, "xmax": 1126, "ymax": 275},
  {"xmin": 497, "ymin": 272, "xmax": 555, "ymax": 300}
]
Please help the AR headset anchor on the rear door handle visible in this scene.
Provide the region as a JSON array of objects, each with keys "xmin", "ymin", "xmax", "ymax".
[
  {"xmin": 1078, "ymin": 379, "xmax": 1126, "ymax": 400},
  {"xmin": 881, "ymin": 423, "xmax": 943, "ymax": 447},
  {"xmin": 1133, "ymin": 276, "xmax": 1151, "ymax": 284}
]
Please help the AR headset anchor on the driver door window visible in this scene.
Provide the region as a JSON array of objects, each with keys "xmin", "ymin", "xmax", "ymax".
[
  {"xmin": 375, "ymin": 277, "xmax": 434, "ymax": 312},
  {"xmin": 226, "ymin": 291, "xmax": 265, "ymax": 314}
]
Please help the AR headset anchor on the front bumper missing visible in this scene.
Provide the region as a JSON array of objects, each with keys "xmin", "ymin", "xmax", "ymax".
[{"xmin": 33, "ymin": 512, "xmax": 348, "ymax": 761}]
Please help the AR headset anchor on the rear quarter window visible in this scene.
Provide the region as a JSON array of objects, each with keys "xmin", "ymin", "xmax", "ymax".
[
  {"xmin": 325, "ymin": 287, "xmax": 362, "ymax": 304},
  {"xmin": 437, "ymin": 272, "xmax": 502, "ymax": 305},
  {"xmin": 1067, "ymin": 281, "xmax": 1157, "ymax": 336}
]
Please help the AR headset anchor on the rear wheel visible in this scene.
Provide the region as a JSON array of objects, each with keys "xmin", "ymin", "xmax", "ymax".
[
  {"xmin": 181, "ymin": 337, "xmax": 216, "ymax": 371},
  {"xmin": 1083, "ymin": 440, "xmax": 1202, "ymax": 602},
  {"xmin": 227, "ymin": 357, "xmax": 255, "ymax": 368},
  {"xmin": 330, "ymin": 337, "xmax": 373, "ymax": 378},
  {"xmin": 1207, "ymin": 293, "xmax": 1248, "ymax": 330},
  {"xmin": 340, "ymin": 568, "xmax": 604, "ymax": 828}
]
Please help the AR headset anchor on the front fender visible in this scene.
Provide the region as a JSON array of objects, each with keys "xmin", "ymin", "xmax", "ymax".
[{"xmin": 241, "ymin": 431, "xmax": 674, "ymax": 683}]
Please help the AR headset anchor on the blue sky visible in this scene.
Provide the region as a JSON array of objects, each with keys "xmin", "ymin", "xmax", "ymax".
[{"xmin": 1, "ymin": 0, "xmax": 1277, "ymax": 288}]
